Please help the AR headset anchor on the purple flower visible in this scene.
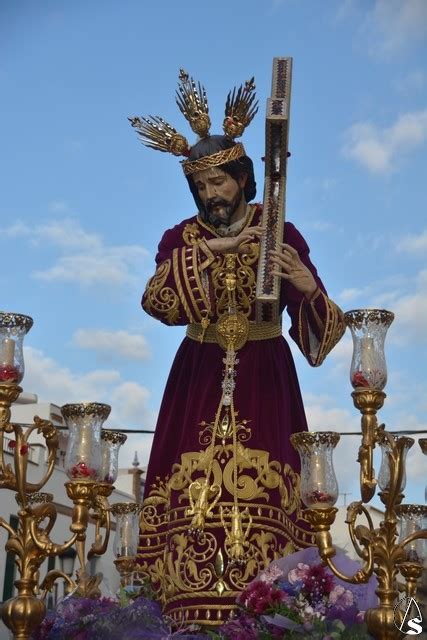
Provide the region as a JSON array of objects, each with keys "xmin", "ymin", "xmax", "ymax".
[
  {"xmin": 329, "ymin": 584, "xmax": 354, "ymax": 609},
  {"xmin": 220, "ymin": 611, "xmax": 259, "ymax": 640}
]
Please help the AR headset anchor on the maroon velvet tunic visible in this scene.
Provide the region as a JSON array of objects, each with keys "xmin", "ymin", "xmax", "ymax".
[{"xmin": 138, "ymin": 205, "xmax": 344, "ymax": 626}]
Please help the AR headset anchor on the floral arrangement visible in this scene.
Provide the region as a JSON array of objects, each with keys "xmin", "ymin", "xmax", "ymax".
[
  {"xmin": 215, "ymin": 548, "xmax": 377, "ymax": 640},
  {"xmin": 32, "ymin": 550, "xmax": 377, "ymax": 640},
  {"xmin": 32, "ymin": 589, "xmax": 208, "ymax": 640}
]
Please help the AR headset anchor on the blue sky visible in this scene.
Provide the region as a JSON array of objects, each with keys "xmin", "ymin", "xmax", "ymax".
[{"xmin": 1, "ymin": 0, "xmax": 426, "ymax": 508}]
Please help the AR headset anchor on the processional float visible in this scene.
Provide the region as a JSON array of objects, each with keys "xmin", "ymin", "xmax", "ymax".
[{"xmin": 0, "ymin": 58, "xmax": 426, "ymax": 640}]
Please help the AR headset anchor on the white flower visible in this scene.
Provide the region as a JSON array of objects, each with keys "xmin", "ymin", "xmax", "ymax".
[
  {"xmin": 259, "ymin": 564, "xmax": 284, "ymax": 584},
  {"xmin": 288, "ymin": 562, "xmax": 310, "ymax": 585}
]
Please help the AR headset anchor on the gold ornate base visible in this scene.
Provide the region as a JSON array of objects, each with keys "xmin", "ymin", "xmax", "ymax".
[
  {"xmin": 365, "ymin": 606, "xmax": 402, "ymax": 640},
  {"xmin": 1, "ymin": 580, "xmax": 45, "ymax": 640}
]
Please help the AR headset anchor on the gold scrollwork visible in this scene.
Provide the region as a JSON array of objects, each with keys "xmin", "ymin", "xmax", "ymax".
[
  {"xmin": 182, "ymin": 223, "xmax": 201, "ymax": 246},
  {"xmin": 142, "ymin": 260, "xmax": 180, "ymax": 324}
]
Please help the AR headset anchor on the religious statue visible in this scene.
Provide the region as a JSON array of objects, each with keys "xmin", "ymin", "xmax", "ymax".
[{"xmin": 129, "ymin": 68, "xmax": 345, "ymax": 628}]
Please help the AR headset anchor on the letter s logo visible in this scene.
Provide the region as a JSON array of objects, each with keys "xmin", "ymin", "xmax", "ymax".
[{"xmin": 406, "ymin": 617, "xmax": 423, "ymax": 635}]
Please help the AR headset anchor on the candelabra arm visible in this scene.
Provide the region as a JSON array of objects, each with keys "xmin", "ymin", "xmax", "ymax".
[
  {"xmin": 40, "ymin": 569, "xmax": 75, "ymax": 599},
  {"xmin": 65, "ymin": 481, "xmax": 97, "ymax": 574},
  {"xmin": 352, "ymin": 389, "xmax": 385, "ymax": 503},
  {"xmin": 0, "ymin": 516, "xmax": 17, "ymax": 538},
  {"xmin": 87, "ymin": 495, "xmax": 111, "ymax": 560},
  {"xmin": 324, "ymin": 550, "xmax": 374, "ymax": 585},
  {"xmin": 0, "ymin": 417, "xmax": 59, "ymax": 502},
  {"xmin": 29, "ymin": 516, "xmax": 78, "ymax": 556},
  {"xmin": 21, "ymin": 417, "xmax": 59, "ymax": 496},
  {"xmin": 28, "ymin": 502, "xmax": 79, "ymax": 556},
  {"xmin": 346, "ymin": 501, "xmax": 375, "ymax": 560}
]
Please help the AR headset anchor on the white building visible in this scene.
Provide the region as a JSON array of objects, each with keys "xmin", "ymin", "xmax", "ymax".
[{"xmin": 0, "ymin": 393, "xmax": 144, "ymax": 640}]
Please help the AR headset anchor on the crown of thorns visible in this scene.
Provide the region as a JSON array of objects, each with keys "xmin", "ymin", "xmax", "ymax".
[{"xmin": 128, "ymin": 69, "xmax": 258, "ymax": 175}]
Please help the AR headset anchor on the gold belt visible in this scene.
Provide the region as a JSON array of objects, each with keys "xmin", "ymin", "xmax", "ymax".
[{"xmin": 186, "ymin": 321, "xmax": 282, "ymax": 343}]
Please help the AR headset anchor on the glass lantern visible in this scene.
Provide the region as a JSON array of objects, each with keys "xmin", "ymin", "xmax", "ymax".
[
  {"xmin": 291, "ymin": 432, "xmax": 340, "ymax": 509},
  {"xmin": 396, "ymin": 504, "xmax": 427, "ymax": 564},
  {"xmin": 62, "ymin": 403, "xmax": 111, "ymax": 481},
  {"xmin": 377, "ymin": 434, "xmax": 414, "ymax": 493},
  {"xmin": 111, "ymin": 503, "xmax": 142, "ymax": 557},
  {"xmin": 0, "ymin": 312, "xmax": 33, "ymax": 384},
  {"xmin": 100, "ymin": 430, "xmax": 127, "ymax": 484},
  {"xmin": 344, "ymin": 309, "xmax": 394, "ymax": 391}
]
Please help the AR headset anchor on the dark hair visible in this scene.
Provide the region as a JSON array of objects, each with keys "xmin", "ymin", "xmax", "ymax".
[{"xmin": 185, "ymin": 135, "xmax": 256, "ymax": 216}]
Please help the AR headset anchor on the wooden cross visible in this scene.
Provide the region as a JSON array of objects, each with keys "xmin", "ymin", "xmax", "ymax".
[{"xmin": 256, "ymin": 57, "xmax": 293, "ymax": 323}]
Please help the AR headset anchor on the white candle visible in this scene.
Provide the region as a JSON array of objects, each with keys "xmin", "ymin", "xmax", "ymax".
[
  {"xmin": 311, "ymin": 453, "xmax": 325, "ymax": 487},
  {"xmin": 0, "ymin": 338, "xmax": 15, "ymax": 366},
  {"xmin": 360, "ymin": 336, "xmax": 375, "ymax": 372},
  {"xmin": 120, "ymin": 517, "xmax": 135, "ymax": 556}
]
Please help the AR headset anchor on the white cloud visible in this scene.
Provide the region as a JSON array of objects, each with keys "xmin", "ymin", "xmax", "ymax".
[
  {"xmin": 389, "ymin": 287, "xmax": 427, "ymax": 344},
  {"xmin": 74, "ymin": 328, "xmax": 150, "ymax": 361},
  {"xmin": 361, "ymin": 0, "xmax": 427, "ymax": 57},
  {"xmin": 23, "ymin": 346, "xmax": 120, "ymax": 405},
  {"xmin": 338, "ymin": 287, "xmax": 368, "ymax": 304},
  {"xmin": 23, "ymin": 346, "xmax": 153, "ymax": 427},
  {"xmin": 110, "ymin": 382, "xmax": 152, "ymax": 427},
  {"xmin": 32, "ymin": 219, "xmax": 100, "ymax": 251},
  {"xmin": 33, "ymin": 249, "xmax": 145, "ymax": 287},
  {"xmin": 0, "ymin": 221, "xmax": 32, "ymax": 237},
  {"xmin": 398, "ymin": 230, "xmax": 427, "ymax": 253},
  {"xmin": 0, "ymin": 218, "xmax": 148, "ymax": 288},
  {"xmin": 343, "ymin": 110, "xmax": 427, "ymax": 174}
]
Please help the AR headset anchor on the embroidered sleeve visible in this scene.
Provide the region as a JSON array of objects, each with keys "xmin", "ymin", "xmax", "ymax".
[
  {"xmin": 296, "ymin": 289, "xmax": 345, "ymax": 366},
  {"xmin": 282, "ymin": 223, "xmax": 345, "ymax": 367},
  {"xmin": 141, "ymin": 228, "xmax": 214, "ymax": 326}
]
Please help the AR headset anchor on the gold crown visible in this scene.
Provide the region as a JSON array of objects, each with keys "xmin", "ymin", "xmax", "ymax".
[{"xmin": 129, "ymin": 70, "xmax": 258, "ymax": 174}]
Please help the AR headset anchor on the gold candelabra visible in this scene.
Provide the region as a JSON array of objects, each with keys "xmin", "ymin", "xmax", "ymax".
[
  {"xmin": 0, "ymin": 312, "xmax": 126, "ymax": 640},
  {"xmin": 292, "ymin": 309, "xmax": 427, "ymax": 640}
]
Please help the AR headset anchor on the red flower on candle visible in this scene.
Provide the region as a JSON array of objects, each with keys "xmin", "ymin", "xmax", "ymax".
[
  {"xmin": 7, "ymin": 440, "xmax": 16, "ymax": 450},
  {"xmin": 305, "ymin": 489, "xmax": 334, "ymax": 505},
  {"xmin": 352, "ymin": 370, "xmax": 370, "ymax": 388},
  {"xmin": 70, "ymin": 461, "xmax": 97, "ymax": 479},
  {"xmin": 0, "ymin": 364, "xmax": 20, "ymax": 383},
  {"xmin": 20, "ymin": 444, "xmax": 29, "ymax": 455}
]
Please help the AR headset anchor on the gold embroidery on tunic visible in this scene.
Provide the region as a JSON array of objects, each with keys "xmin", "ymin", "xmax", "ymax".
[
  {"xmin": 143, "ymin": 259, "xmax": 180, "ymax": 324},
  {"xmin": 172, "ymin": 249, "xmax": 195, "ymax": 323},
  {"xmin": 137, "ymin": 416, "xmax": 312, "ymax": 626},
  {"xmin": 182, "ymin": 222, "xmax": 201, "ymax": 246},
  {"xmin": 210, "ymin": 245, "xmax": 259, "ymax": 318}
]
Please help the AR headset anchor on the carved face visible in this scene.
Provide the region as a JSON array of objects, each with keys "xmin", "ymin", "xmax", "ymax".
[{"xmin": 193, "ymin": 167, "xmax": 247, "ymax": 227}]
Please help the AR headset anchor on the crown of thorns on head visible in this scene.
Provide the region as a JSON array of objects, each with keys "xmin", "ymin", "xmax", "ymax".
[{"xmin": 128, "ymin": 69, "xmax": 258, "ymax": 175}]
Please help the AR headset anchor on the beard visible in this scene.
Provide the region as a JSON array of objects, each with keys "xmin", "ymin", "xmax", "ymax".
[{"xmin": 204, "ymin": 189, "xmax": 243, "ymax": 228}]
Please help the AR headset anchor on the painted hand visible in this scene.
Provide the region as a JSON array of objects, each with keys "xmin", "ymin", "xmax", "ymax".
[
  {"xmin": 206, "ymin": 225, "xmax": 264, "ymax": 254},
  {"xmin": 269, "ymin": 243, "xmax": 317, "ymax": 299}
]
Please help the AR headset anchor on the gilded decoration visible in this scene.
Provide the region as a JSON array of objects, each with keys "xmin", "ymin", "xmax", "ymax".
[
  {"xmin": 142, "ymin": 259, "xmax": 180, "ymax": 325},
  {"xmin": 138, "ymin": 413, "xmax": 312, "ymax": 625},
  {"xmin": 298, "ymin": 290, "xmax": 345, "ymax": 366},
  {"xmin": 180, "ymin": 214, "xmax": 260, "ymax": 320},
  {"xmin": 182, "ymin": 223, "xmax": 201, "ymax": 246}
]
